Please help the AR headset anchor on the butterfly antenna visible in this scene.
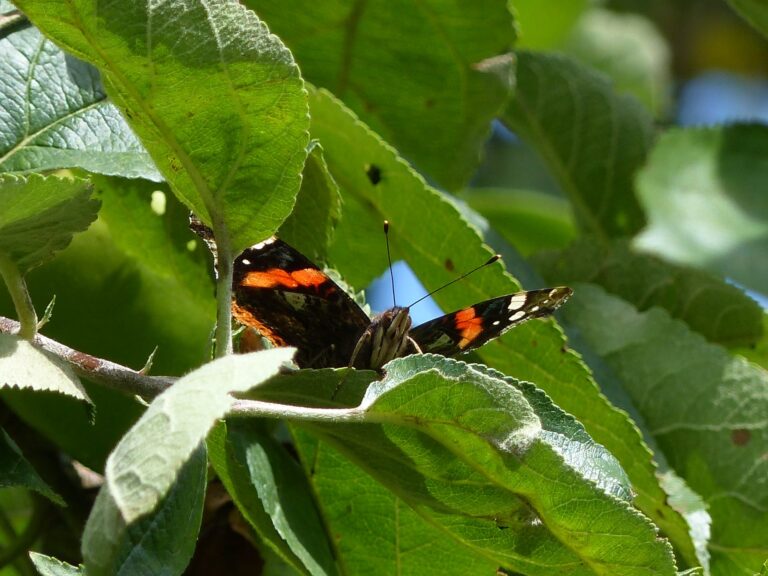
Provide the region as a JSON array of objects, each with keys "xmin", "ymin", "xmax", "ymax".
[
  {"xmin": 408, "ymin": 253, "xmax": 501, "ymax": 309},
  {"xmin": 384, "ymin": 220, "xmax": 397, "ymax": 307}
]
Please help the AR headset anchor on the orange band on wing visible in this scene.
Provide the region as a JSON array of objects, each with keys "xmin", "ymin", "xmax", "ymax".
[
  {"xmin": 455, "ymin": 306, "xmax": 483, "ymax": 349},
  {"xmin": 232, "ymin": 302, "xmax": 287, "ymax": 347},
  {"xmin": 242, "ymin": 268, "xmax": 328, "ymax": 290}
]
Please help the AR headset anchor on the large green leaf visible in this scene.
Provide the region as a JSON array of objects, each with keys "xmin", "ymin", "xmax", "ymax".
[
  {"xmin": 634, "ymin": 124, "xmax": 768, "ymax": 295},
  {"xmin": 105, "ymin": 348, "xmax": 293, "ymax": 523},
  {"xmin": 249, "ymin": 0, "xmax": 515, "ymax": 190},
  {"xmin": 309, "ymin": 88, "xmax": 696, "ymax": 564},
  {"xmin": 82, "ymin": 445, "xmax": 206, "ymax": 576},
  {"xmin": 0, "ymin": 24, "xmax": 160, "ymax": 181},
  {"xmin": 209, "ymin": 420, "xmax": 337, "ymax": 576},
  {"xmin": 0, "ymin": 174, "xmax": 98, "ymax": 274},
  {"xmin": 561, "ymin": 8, "xmax": 671, "ymax": 117},
  {"xmin": 564, "ymin": 284, "xmax": 768, "ymax": 575},
  {"xmin": 292, "ymin": 427, "xmax": 501, "ymax": 576},
  {"xmin": 16, "ymin": 0, "xmax": 309, "ymax": 254},
  {"xmin": 504, "ymin": 51, "xmax": 654, "ymax": 238},
  {"xmin": 535, "ymin": 238, "xmax": 764, "ymax": 347},
  {"xmin": 0, "ymin": 427, "xmax": 63, "ymax": 505},
  {"xmin": 260, "ymin": 357, "xmax": 674, "ymax": 575}
]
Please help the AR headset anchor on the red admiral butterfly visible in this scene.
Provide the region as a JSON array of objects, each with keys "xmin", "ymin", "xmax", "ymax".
[{"xmin": 192, "ymin": 219, "xmax": 572, "ymax": 370}]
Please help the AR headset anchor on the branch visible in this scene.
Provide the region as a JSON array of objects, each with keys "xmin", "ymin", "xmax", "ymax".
[{"xmin": 0, "ymin": 316, "xmax": 175, "ymax": 398}]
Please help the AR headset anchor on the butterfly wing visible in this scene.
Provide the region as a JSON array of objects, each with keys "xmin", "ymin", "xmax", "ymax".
[
  {"xmin": 232, "ymin": 237, "xmax": 371, "ymax": 368},
  {"xmin": 409, "ymin": 287, "xmax": 572, "ymax": 356}
]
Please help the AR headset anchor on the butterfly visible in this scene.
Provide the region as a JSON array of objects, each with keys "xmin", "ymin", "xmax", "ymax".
[{"xmin": 191, "ymin": 220, "xmax": 572, "ymax": 370}]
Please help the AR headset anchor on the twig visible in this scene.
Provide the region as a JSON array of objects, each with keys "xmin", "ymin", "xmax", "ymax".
[{"xmin": 0, "ymin": 316, "xmax": 175, "ymax": 398}]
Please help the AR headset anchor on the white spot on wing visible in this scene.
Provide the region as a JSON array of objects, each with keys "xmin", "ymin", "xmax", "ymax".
[
  {"xmin": 509, "ymin": 311, "xmax": 526, "ymax": 321},
  {"xmin": 508, "ymin": 294, "xmax": 527, "ymax": 311},
  {"xmin": 492, "ymin": 320, "xmax": 500, "ymax": 326},
  {"xmin": 252, "ymin": 237, "xmax": 277, "ymax": 250},
  {"xmin": 241, "ymin": 259, "xmax": 251, "ymax": 265}
]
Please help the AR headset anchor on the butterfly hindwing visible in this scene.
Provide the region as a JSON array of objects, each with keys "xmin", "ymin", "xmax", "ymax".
[
  {"xmin": 232, "ymin": 237, "xmax": 371, "ymax": 368},
  {"xmin": 409, "ymin": 287, "xmax": 573, "ymax": 357}
]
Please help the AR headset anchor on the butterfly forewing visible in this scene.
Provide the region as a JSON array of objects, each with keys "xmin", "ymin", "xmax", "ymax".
[
  {"xmin": 409, "ymin": 287, "xmax": 572, "ymax": 357},
  {"xmin": 231, "ymin": 237, "xmax": 370, "ymax": 368}
]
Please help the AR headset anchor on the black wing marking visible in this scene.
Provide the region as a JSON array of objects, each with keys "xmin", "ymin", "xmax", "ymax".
[{"xmin": 409, "ymin": 287, "xmax": 572, "ymax": 357}]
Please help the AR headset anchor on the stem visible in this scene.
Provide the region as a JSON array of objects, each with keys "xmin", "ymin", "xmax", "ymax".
[
  {"xmin": 211, "ymin": 215, "xmax": 233, "ymax": 358},
  {"xmin": 230, "ymin": 399, "xmax": 366, "ymax": 422},
  {"xmin": 0, "ymin": 254, "xmax": 37, "ymax": 340},
  {"xmin": 0, "ymin": 316, "xmax": 175, "ymax": 398}
]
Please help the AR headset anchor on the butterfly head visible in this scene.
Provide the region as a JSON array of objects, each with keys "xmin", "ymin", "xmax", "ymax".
[{"xmin": 350, "ymin": 306, "xmax": 415, "ymax": 370}]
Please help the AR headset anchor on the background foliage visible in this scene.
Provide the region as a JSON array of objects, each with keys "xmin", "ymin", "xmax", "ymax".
[{"xmin": 0, "ymin": 0, "xmax": 766, "ymax": 575}]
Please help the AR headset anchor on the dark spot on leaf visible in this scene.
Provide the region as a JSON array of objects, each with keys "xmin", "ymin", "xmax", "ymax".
[
  {"xmin": 731, "ymin": 428, "xmax": 751, "ymax": 446},
  {"xmin": 425, "ymin": 98, "xmax": 436, "ymax": 109},
  {"xmin": 365, "ymin": 164, "xmax": 382, "ymax": 185},
  {"xmin": 560, "ymin": 344, "xmax": 569, "ymax": 353},
  {"xmin": 531, "ymin": 340, "xmax": 537, "ymax": 348},
  {"xmin": 444, "ymin": 258, "xmax": 455, "ymax": 271},
  {"xmin": 124, "ymin": 108, "xmax": 134, "ymax": 120},
  {"xmin": 169, "ymin": 157, "xmax": 182, "ymax": 172}
]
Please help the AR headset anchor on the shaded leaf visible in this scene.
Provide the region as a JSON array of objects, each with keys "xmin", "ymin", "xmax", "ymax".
[
  {"xmin": 82, "ymin": 445, "xmax": 206, "ymax": 576},
  {"xmin": 563, "ymin": 283, "xmax": 768, "ymax": 574},
  {"xmin": 0, "ymin": 333, "xmax": 90, "ymax": 403},
  {"xmin": 209, "ymin": 420, "xmax": 337, "ymax": 576},
  {"xmin": 29, "ymin": 552, "xmax": 83, "ymax": 576},
  {"xmin": 458, "ymin": 187, "xmax": 577, "ymax": 255},
  {"xmin": 535, "ymin": 238, "xmax": 764, "ymax": 347},
  {"xmin": 16, "ymin": 0, "xmax": 309, "ymax": 254},
  {"xmin": 278, "ymin": 142, "xmax": 341, "ymax": 263},
  {"xmin": 0, "ymin": 174, "xmax": 98, "ymax": 273},
  {"xmin": 634, "ymin": 124, "xmax": 768, "ymax": 295},
  {"xmin": 0, "ymin": 427, "xmax": 63, "ymax": 505},
  {"xmin": 562, "ymin": 8, "xmax": 672, "ymax": 116},
  {"xmin": 513, "ymin": 0, "xmax": 589, "ymax": 49},
  {"xmin": 504, "ymin": 51, "xmax": 653, "ymax": 238},
  {"xmin": 726, "ymin": 0, "xmax": 768, "ymax": 38},
  {"xmin": 0, "ymin": 24, "xmax": 160, "ymax": 180},
  {"xmin": 249, "ymin": 0, "xmax": 515, "ymax": 190},
  {"xmin": 309, "ymin": 88, "xmax": 694, "ymax": 563}
]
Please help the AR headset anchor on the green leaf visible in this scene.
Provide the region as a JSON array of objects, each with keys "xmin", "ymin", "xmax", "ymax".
[
  {"xmin": 278, "ymin": 142, "xmax": 341, "ymax": 263},
  {"xmin": 249, "ymin": 0, "xmax": 515, "ymax": 190},
  {"xmin": 0, "ymin": 174, "xmax": 98, "ymax": 274},
  {"xmin": 634, "ymin": 124, "xmax": 768, "ymax": 295},
  {"xmin": 563, "ymin": 284, "xmax": 768, "ymax": 574},
  {"xmin": 82, "ymin": 445, "xmax": 206, "ymax": 576},
  {"xmin": 309, "ymin": 88, "xmax": 695, "ymax": 566},
  {"xmin": 514, "ymin": 0, "xmax": 589, "ymax": 49},
  {"xmin": 292, "ymin": 427, "xmax": 500, "ymax": 576},
  {"xmin": 276, "ymin": 356, "xmax": 675, "ymax": 575},
  {"xmin": 726, "ymin": 0, "xmax": 768, "ymax": 38},
  {"xmin": 458, "ymin": 187, "xmax": 577, "ymax": 255},
  {"xmin": 0, "ymin": 427, "xmax": 63, "ymax": 505},
  {"xmin": 0, "ymin": 24, "xmax": 160, "ymax": 181},
  {"xmin": 535, "ymin": 238, "xmax": 764, "ymax": 347},
  {"xmin": 103, "ymin": 348, "xmax": 292, "ymax": 525},
  {"xmin": 0, "ymin": 333, "xmax": 90, "ymax": 403},
  {"xmin": 504, "ymin": 51, "xmax": 654, "ymax": 238},
  {"xmin": 561, "ymin": 8, "xmax": 671, "ymax": 117},
  {"xmin": 16, "ymin": 0, "xmax": 309, "ymax": 254},
  {"xmin": 29, "ymin": 552, "xmax": 83, "ymax": 576},
  {"xmin": 209, "ymin": 420, "xmax": 337, "ymax": 576}
]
